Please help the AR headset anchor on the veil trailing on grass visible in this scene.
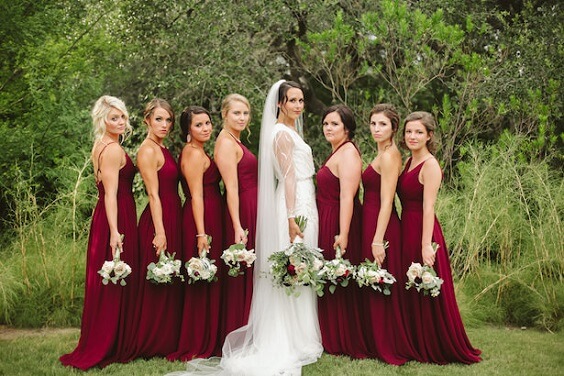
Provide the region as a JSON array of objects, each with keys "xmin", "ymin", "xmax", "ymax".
[{"xmin": 167, "ymin": 80, "xmax": 322, "ymax": 376}]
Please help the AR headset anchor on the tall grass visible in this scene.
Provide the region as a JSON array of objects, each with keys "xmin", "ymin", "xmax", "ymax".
[
  {"xmin": 0, "ymin": 155, "xmax": 93, "ymax": 327},
  {"xmin": 0, "ymin": 136, "xmax": 562, "ymax": 330},
  {"xmin": 438, "ymin": 134, "xmax": 564, "ymax": 330}
]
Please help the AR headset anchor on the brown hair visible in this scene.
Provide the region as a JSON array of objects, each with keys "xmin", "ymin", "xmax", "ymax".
[
  {"xmin": 401, "ymin": 111, "xmax": 438, "ymax": 154},
  {"xmin": 322, "ymin": 104, "xmax": 357, "ymax": 140},
  {"xmin": 180, "ymin": 106, "xmax": 211, "ymax": 142},
  {"xmin": 369, "ymin": 103, "xmax": 400, "ymax": 136}
]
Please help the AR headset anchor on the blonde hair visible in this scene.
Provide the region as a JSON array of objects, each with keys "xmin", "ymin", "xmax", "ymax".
[
  {"xmin": 221, "ymin": 93, "xmax": 251, "ymax": 126},
  {"xmin": 143, "ymin": 98, "xmax": 175, "ymax": 129},
  {"xmin": 91, "ymin": 95, "xmax": 132, "ymax": 143}
]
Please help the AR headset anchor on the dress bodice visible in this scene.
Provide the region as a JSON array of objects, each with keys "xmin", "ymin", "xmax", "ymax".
[
  {"xmin": 397, "ymin": 158, "xmax": 425, "ymax": 212},
  {"xmin": 180, "ymin": 152, "xmax": 221, "ymax": 199},
  {"xmin": 96, "ymin": 153, "xmax": 136, "ymax": 198},
  {"xmin": 272, "ymin": 123, "xmax": 315, "ymax": 181},
  {"xmin": 237, "ymin": 142, "xmax": 258, "ymax": 193},
  {"xmin": 157, "ymin": 146, "xmax": 181, "ymax": 202}
]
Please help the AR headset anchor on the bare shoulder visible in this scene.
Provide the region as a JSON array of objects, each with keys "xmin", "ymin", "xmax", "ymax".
[
  {"xmin": 380, "ymin": 147, "xmax": 402, "ymax": 173},
  {"xmin": 420, "ymin": 156, "xmax": 442, "ymax": 183},
  {"xmin": 215, "ymin": 132, "xmax": 239, "ymax": 155},
  {"xmin": 338, "ymin": 142, "xmax": 361, "ymax": 161}
]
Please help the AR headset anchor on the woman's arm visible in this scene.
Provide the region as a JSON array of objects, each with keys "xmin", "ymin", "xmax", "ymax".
[
  {"xmin": 99, "ymin": 144, "xmax": 125, "ymax": 258},
  {"xmin": 333, "ymin": 145, "xmax": 362, "ymax": 256},
  {"xmin": 137, "ymin": 145, "xmax": 166, "ymax": 256},
  {"xmin": 274, "ymin": 130, "xmax": 303, "ymax": 242},
  {"xmin": 420, "ymin": 158, "xmax": 442, "ymax": 266},
  {"xmin": 215, "ymin": 136, "xmax": 246, "ymax": 244},
  {"xmin": 371, "ymin": 153, "xmax": 400, "ymax": 265},
  {"xmin": 182, "ymin": 147, "xmax": 210, "ymax": 256}
]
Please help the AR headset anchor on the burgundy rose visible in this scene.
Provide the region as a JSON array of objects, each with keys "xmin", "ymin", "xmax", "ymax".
[{"xmin": 287, "ymin": 264, "xmax": 296, "ymax": 276}]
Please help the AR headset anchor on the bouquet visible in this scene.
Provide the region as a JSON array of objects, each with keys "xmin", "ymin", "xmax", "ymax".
[
  {"xmin": 318, "ymin": 240, "xmax": 355, "ymax": 295},
  {"xmin": 98, "ymin": 235, "xmax": 132, "ymax": 286},
  {"xmin": 355, "ymin": 260, "xmax": 396, "ymax": 295},
  {"xmin": 268, "ymin": 216, "xmax": 325, "ymax": 297},
  {"xmin": 221, "ymin": 229, "xmax": 257, "ymax": 277},
  {"xmin": 146, "ymin": 251, "xmax": 184, "ymax": 284},
  {"xmin": 186, "ymin": 235, "xmax": 218, "ymax": 283},
  {"xmin": 405, "ymin": 243, "xmax": 443, "ymax": 297}
]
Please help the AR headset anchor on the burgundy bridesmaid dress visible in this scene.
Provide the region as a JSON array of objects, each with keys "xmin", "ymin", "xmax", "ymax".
[
  {"xmin": 60, "ymin": 148, "xmax": 138, "ymax": 370},
  {"xmin": 397, "ymin": 158, "xmax": 481, "ymax": 364},
  {"xmin": 360, "ymin": 164, "xmax": 417, "ymax": 364},
  {"xmin": 316, "ymin": 141, "xmax": 368, "ymax": 358},
  {"xmin": 133, "ymin": 145, "xmax": 184, "ymax": 358},
  {"xmin": 167, "ymin": 153, "xmax": 224, "ymax": 360},
  {"xmin": 220, "ymin": 139, "xmax": 257, "ymax": 340}
]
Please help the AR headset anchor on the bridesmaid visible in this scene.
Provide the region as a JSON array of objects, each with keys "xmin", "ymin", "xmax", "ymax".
[
  {"xmin": 397, "ymin": 111, "xmax": 481, "ymax": 364},
  {"xmin": 167, "ymin": 106, "xmax": 224, "ymax": 360},
  {"xmin": 214, "ymin": 94, "xmax": 257, "ymax": 338},
  {"xmin": 316, "ymin": 104, "xmax": 367, "ymax": 358},
  {"xmin": 134, "ymin": 98, "xmax": 184, "ymax": 358},
  {"xmin": 60, "ymin": 95, "xmax": 138, "ymax": 370},
  {"xmin": 360, "ymin": 104, "xmax": 417, "ymax": 364}
]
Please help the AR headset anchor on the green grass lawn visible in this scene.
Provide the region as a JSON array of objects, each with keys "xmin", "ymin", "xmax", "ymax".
[{"xmin": 0, "ymin": 326, "xmax": 562, "ymax": 375}]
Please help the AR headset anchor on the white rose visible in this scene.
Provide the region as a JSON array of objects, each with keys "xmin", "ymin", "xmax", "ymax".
[
  {"xmin": 189, "ymin": 259, "xmax": 203, "ymax": 271},
  {"xmin": 153, "ymin": 267, "xmax": 164, "ymax": 277},
  {"xmin": 223, "ymin": 251, "xmax": 234, "ymax": 263},
  {"xmin": 312, "ymin": 258, "xmax": 324, "ymax": 271},
  {"xmin": 200, "ymin": 270, "xmax": 210, "ymax": 280},
  {"xmin": 421, "ymin": 271, "xmax": 434, "ymax": 284},
  {"xmin": 407, "ymin": 263, "xmax": 422, "ymax": 281},
  {"xmin": 335, "ymin": 265, "xmax": 346, "ymax": 276},
  {"xmin": 101, "ymin": 261, "xmax": 114, "ymax": 275},
  {"xmin": 296, "ymin": 262, "xmax": 308, "ymax": 275},
  {"xmin": 113, "ymin": 262, "xmax": 127, "ymax": 276},
  {"xmin": 235, "ymin": 251, "xmax": 246, "ymax": 262}
]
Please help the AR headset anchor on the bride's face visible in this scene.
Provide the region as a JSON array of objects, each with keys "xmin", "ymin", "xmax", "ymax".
[{"xmin": 279, "ymin": 88, "xmax": 304, "ymax": 121}]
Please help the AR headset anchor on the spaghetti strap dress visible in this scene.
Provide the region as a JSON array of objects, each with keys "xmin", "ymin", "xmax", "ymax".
[
  {"xmin": 397, "ymin": 158, "xmax": 481, "ymax": 364},
  {"xmin": 167, "ymin": 152, "xmax": 224, "ymax": 360},
  {"xmin": 220, "ymin": 138, "xmax": 257, "ymax": 340},
  {"xmin": 360, "ymin": 164, "xmax": 417, "ymax": 364},
  {"xmin": 316, "ymin": 141, "xmax": 368, "ymax": 358},
  {"xmin": 60, "ymin": 145, "xmax": 138, "ymax": 370},
  {"xmin": 133, "ymin": 144, "xmax": 184, "ymax": 358}
]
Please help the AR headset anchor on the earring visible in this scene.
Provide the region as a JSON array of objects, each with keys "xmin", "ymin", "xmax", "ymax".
[{"xmin": 186, "ymin": 133, "xmax": 191, "ymax": 143}]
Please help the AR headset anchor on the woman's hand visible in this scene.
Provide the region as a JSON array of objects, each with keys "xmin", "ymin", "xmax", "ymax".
[
  {"xmin": 153, "ymin": 232, "xmax": 167, "ymax": 256},
  {"xmin": 110, "ymin": 231, "xmax": 123, "ymax": 259},
  {"xmin": 371, "ymin": 244, "xmax": 386, "ymax": 267},
  {"xmin": 333, "ymin": 235, "xmax": 347, "ymax": 256},
  {"xmin": 288, "ymin": 218, "xmax": 304, "ymax": 243},
  {"xmin": 197, "ymin": 235, "xmax": 210, "ymax": 257},
  {"xmin": 234, "ymin": 227, "xmax": 248, "ymax": 245},
  {"xmin": 422, "ymin": 243, "xmax": 436, "ymax": 267}
]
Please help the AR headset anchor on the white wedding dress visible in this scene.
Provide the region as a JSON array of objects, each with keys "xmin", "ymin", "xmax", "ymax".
[{"xmin": 167, "ymin": 80, "xmax": 322, "ymax": 376}]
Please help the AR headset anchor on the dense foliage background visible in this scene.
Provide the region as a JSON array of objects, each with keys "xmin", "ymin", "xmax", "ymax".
[{"xmin": 1, "ymin": 0, "xmax": 562, "ymax": 330}]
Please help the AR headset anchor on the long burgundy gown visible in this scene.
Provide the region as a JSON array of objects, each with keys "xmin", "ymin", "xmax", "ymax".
[
  {"xmin": 133, "ymin": 144, "xmax": 184, "ymax": 358},
  {"xmin": 397, "ymin": 158, "xmax": 481, "ymax": 364},
  {"xmin": 60, "ymin": 148, "xmax": 138, "ymax": 370},
  {"xmin": 316, "ymin": 141, "xmax": 368, "ymax": 358},
  {"xmin": 360, "ymin": 164, "xmax": 417, "ymax": 364},
  {"xmin": 220, "ymin": 139, "xmax": 257, "ymax": 340},
  {"xmin": 167, "ymin": 153, "xmax": 224, "ymax": 360}
]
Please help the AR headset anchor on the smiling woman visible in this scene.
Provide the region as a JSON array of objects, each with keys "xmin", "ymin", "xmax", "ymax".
[
  {"xmin": 316, "ymin": 104, "xmax": 367, "ymax": 358},
  {"xmin": 166, "ymin": 106, "xmax": 225, "ymax": 361}
]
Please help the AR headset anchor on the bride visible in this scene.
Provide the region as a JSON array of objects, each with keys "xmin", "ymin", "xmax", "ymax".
[{"xmin": 169, "ymin": 80, "xmax": 322, "ymax": 375}]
